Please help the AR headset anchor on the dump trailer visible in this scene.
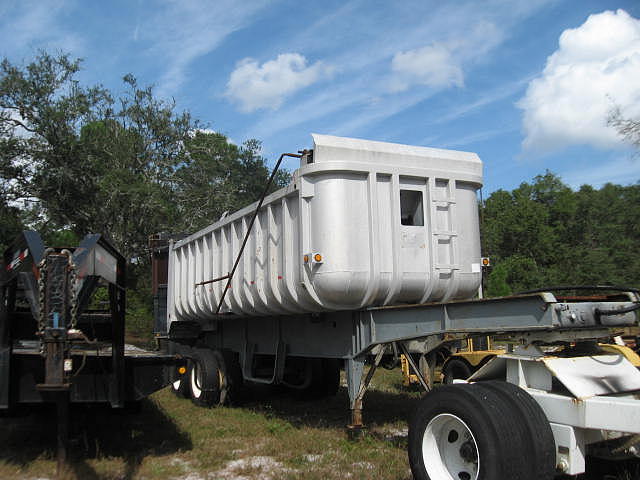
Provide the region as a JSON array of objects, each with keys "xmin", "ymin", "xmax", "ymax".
[
  {"xmin": 155, "ymin": 134, "xmax": 640, "ymax": 479},
  {"xmin": 0, "ymin": 232, "xmax": 184, "ymax": 471}
]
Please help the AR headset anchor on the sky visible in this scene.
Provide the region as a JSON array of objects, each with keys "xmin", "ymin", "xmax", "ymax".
[{"xmin": 1, "ymin": 0, "xmax": 639, "ymax": 193}]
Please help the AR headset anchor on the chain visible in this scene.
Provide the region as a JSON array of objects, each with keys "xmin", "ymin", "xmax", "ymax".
[
  {"xmin": 68, "ymin": 260, "xmax": 79, "ymax": 329},
  {"xmin": 37, "ymin": 248, "xmax": 55, "ymax": 333},
  {"xmin": 37, "ymin": 249, "xmax": 79, "ymax": 331},
  {"xmin": 60, "ymin": 249, "xmax": 79, "ymax": 329}
]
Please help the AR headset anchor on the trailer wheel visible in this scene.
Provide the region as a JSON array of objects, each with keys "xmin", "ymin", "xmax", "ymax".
[
  {"xmin": 441, "ymin": 358, "xmax": 473, "ymax": 384},
  {"xmin": 217, "ymin": 349, "xmax": 244, "ymax": 405},
  {"xmin": 478, "ymin": 381, "xmax": 556, "ymax": 480},
  {"xmin": 408, "ymin": 383, "xmax": 533, "ymax": 480},
  {"xmin": 190, "ymin": 350, "xmax": 222, "ymax": 407}
]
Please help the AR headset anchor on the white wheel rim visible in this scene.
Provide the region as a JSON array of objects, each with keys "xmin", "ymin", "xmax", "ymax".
[
  {"xmin": 191, "ymin": 364, "xmax": 202, "ymax": 398},
  {"xmin": 172, "ymin": 378, "xmax": 182, "ymax": 391},
  {"xmin": 422, "ymin": 413, "xmax": 479, "ymax": 480}
]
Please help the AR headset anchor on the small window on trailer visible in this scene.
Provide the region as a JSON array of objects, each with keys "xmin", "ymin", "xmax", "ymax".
[{"xmin": 400, "ymin": 190, "xmax": 424, "ymax": 226}]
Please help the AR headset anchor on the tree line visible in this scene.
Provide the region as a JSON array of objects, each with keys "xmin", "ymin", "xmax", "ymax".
[{"xmin": 481, "ymin": 172, "xmax": 640, "ymax": 296}]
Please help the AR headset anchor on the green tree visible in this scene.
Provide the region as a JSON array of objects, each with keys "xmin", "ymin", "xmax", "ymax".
[
  {"xmin": 0, "ymin": 54, "xmax": 198, "ymax": 261},
  {"xmin": 481, "ymin": 172, "xmax": 640, "ymax": 296},
  {"xmin": 175, "ymin": 132, "xmax": 289, "ymax": 232},
  {"xmin": 0, "ymin": 51, "xmax": 292, "ymax": 343},
  {"xmin": 0, "ymin": 52, "xmax": 290, "ymax": 261},
  {"xmin": 0, "ymin": 200, "xmax": 23, "ymax": 251}
]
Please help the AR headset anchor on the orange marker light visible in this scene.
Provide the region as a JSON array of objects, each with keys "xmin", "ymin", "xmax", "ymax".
[
  {"xmin": 178, "ymin": 366, "xmax": 187, "ymax": 375},
  {"xmin": 303, "ymin": 254, "xmax": 309, "ymax": 263},
  {"xmin": 314, "ymin": 254, "xmax": 322, "ymax": 262}
]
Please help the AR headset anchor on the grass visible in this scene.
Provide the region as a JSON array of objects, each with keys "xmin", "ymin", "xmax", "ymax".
[
  {"xmin": 0, "ymin": 366, "xmax": 638, "ymax": 479},
  {"xmin": 0, "ymin": 367, "xmax": 419, "ymax": 480}
]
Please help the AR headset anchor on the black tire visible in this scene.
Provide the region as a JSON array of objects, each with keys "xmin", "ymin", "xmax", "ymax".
[
  {"xmin": 217, "ymin": 349, "xmax": 244, "ymax": 405},
  {"xmin": 190, "ymin": 349, "xmax": 223, "ymax": 407},
  {"xmin": 441, "ymin": 358, "xmax": 473, "ymax": 384},
  {"xmin": 408, "ymin": 383, "xmax": 534, "ymax": 480},
  {"xmin": 478, "ymin": 381, "xmax": 556, "ymax": 480}
]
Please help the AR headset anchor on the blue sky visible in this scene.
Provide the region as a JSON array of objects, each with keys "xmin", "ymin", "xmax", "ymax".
[{"xmin": 1, "ymin": 0, "xmax": 639, "ymax": 193}]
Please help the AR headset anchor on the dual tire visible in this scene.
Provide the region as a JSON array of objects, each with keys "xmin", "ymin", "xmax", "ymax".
[
  {"xmin": 171, "ymin": 348, "xmax": 243, "ymax": 407},
  {"xmin": 408, "ymin": 381, "xmax": 555, "ymax": 480}
]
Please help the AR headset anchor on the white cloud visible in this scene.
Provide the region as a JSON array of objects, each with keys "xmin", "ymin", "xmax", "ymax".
[
  {"xmin": 519, "ymin": 9, "xmax": 640, "ymax": 153},
  {"xmin": 390, "ymin": 44, "xmax": 463, "ymax": 91},
  {"xmin": 225, "ymin": 53, "xmax": 332, "ymax": 112},
  {"xmin": 388, "ymin": 20, "xmax": 504, "ymax": 93},
  {"xmin": 242, "ymin": 0, "xmax": 551, "ymax": 141}
]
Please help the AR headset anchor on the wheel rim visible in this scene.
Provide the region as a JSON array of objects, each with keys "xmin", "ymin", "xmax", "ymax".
[
  {"xmin": 191, "ymin": 363, "xmax": 202, "ymax": 398},
  {"xmin": 172, "ymin": 378, "xmax": 182, "ymax": 391},
  {"xmin": 422, "ymin": 413, "xmax": 479, "ymax": 480}
]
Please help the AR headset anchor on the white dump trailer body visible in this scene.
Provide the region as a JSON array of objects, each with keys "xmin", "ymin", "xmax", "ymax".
[{"xmin": 168, "ymin": 134, "xmax": 483, "ymax": 320}]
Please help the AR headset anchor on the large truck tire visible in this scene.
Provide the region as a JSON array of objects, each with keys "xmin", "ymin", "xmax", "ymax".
[
  {"xmin": 441, "ymin": 358, "xmax": 473, "ymax": 384},
  {"xmin": 189, "ymin": 349, "xmax": 223, "ymax": 407},
  {"xmin": 218, "ymin": 349, "xmax": 245, "ymax": 405},
  {"xmin": 478, "ymin": 381, "xmax": 556, "ymax": 480},
  {"xmin": 408, "ymin": 383, "xmax": 544, "ymax": 480}
]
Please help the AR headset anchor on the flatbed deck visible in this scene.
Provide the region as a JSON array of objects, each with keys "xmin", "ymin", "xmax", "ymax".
[{"xmin": 12, "ymin": 340, "xmax": 176, "ymax": 360}]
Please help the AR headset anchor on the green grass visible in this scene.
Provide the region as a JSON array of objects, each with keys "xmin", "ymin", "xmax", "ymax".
[
  {"xmin": 0, "ymin": 367, "xmax": 420, "ymax": 480},
  {"xmin": 0, "ymin": 366, "xmax": 637, "ymax": 479}
]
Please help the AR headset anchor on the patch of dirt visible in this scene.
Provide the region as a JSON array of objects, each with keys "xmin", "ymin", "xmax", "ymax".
[
  {"xmin": 212, "ymin": 455, "xmax": 296, "ymax": 480},
  {"xmin": 351, "ymin": 461, "xmax": 374, "ymax": 470},
  {"xmin": 383, "ymin": 427, "xmax": 408, "ymax": 441}
]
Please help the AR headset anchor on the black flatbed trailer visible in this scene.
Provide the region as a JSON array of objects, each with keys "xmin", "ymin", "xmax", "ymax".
[
  {"xmin": 9, "ymin": 340, "xmax": 178, "ymax": 405},
  {"xmin": 0, "ymin": 231, "xmax": 183, "ymax": 473}
]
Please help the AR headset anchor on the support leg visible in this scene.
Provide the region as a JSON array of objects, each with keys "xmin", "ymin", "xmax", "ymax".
[
  {"xmin": 346, "ymin": 347, "xmax": 386, "ymax": 435},
  {"xmin": 109, "ymin": 283, "xmax": 125, "ymax": 408},
  {"xmin": 56, "ymin": 393, "xmax": 69, "ymax": 476},
  {"xmin": 345, "ymin": 357, "xmax": 365, "ymax": 434}
]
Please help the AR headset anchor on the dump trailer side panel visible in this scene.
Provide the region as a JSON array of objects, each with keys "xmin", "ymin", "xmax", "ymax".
[{"xmin": 169, "ymin": 135, "xmax": 483, "ymax": 320}]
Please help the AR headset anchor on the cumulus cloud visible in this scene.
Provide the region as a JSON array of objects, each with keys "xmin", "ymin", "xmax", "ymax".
[
  {"xmin": 387, "ymin": 21, "xmax": 503, "ymax": 93},
  {"xmin": 519, "ymin": 9, "xmax": 640, "ymax": 152},
  {"xmin": 225, "ymin": 53, "xmax": 332, "ymax": 112},
  {"xmin": 390, "ymin": 43, "xmax": 463, "ymax": 92}
]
